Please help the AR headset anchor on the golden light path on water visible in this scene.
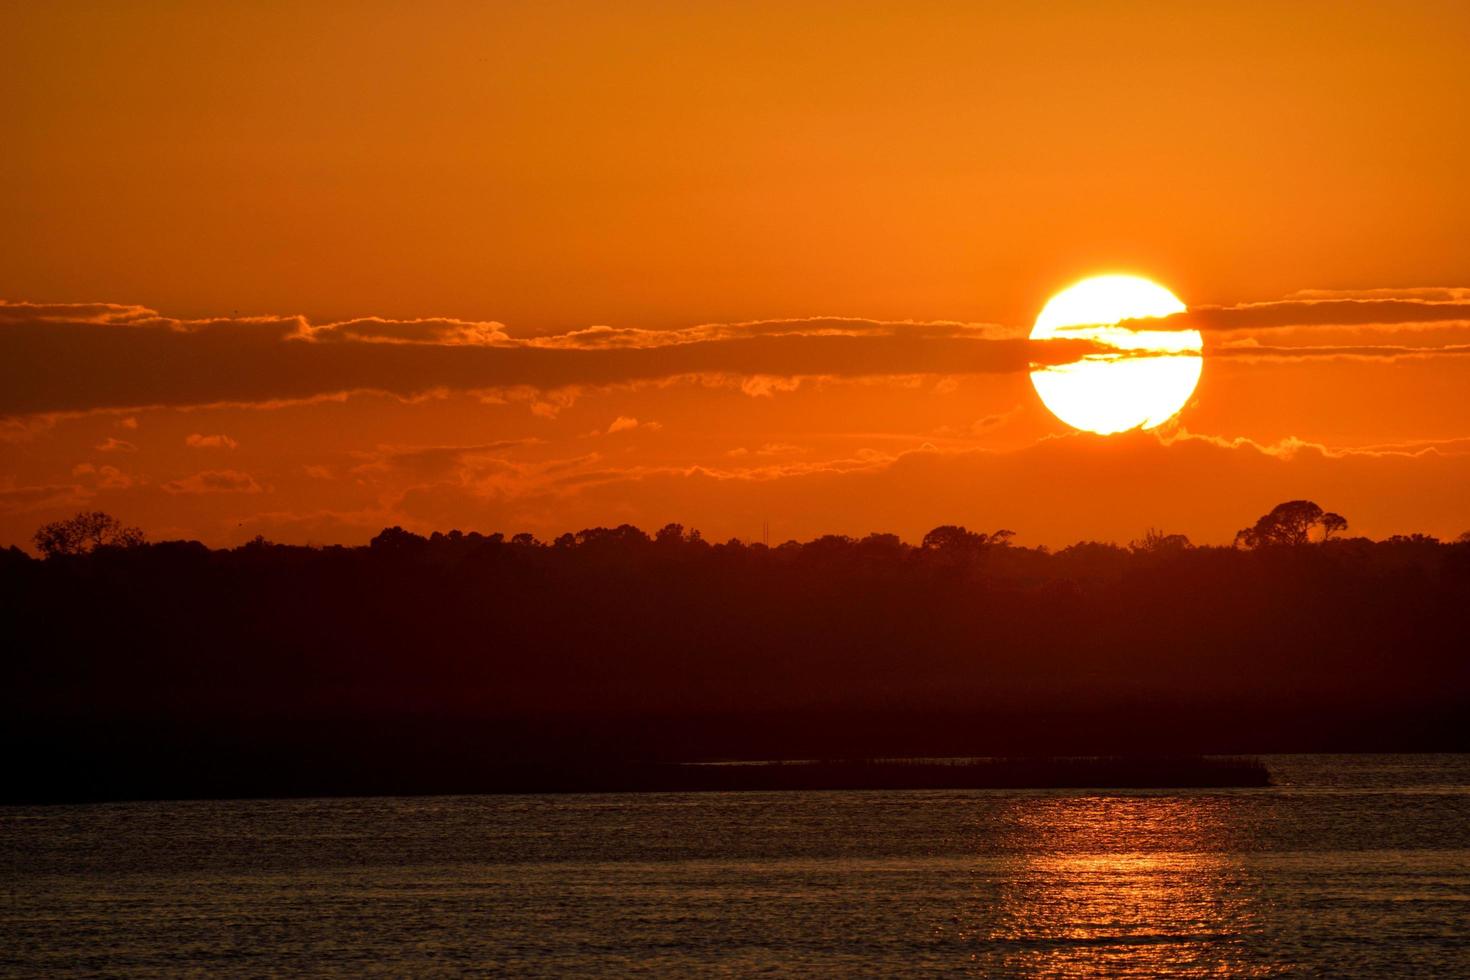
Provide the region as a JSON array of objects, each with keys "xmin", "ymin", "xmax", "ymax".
[
  {"xmin": 1029, "ymin": 275, "xmax": 1203, "ymax": 434},
  {"xmin": 969, "ymin": 796, "xmax": 1270, "ymax": 977}
]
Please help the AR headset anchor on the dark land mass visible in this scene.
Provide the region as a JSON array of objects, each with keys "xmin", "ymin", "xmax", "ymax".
[
  {"xmin": 3, "ymin": 519, "xmax": 1467, "ymax": 803},
  {"xmin": 2, "ymin": 756, "xmax": 1270, "ymax": 806}
]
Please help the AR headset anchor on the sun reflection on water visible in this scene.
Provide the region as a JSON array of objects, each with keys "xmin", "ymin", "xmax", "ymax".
[{"xmin": 945, "ymin": 796, "xmax": 1282, "ymax": 977}]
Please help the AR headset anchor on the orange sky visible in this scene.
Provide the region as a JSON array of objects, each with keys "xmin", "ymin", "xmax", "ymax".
[{"xmin": 3, "ymin": 2, "xmax": 1469, "ymax": 549}]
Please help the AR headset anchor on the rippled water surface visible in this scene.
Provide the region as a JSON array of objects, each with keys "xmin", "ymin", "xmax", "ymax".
[{"xmin": 4, "ymin": 755, "xmax": 1468, "ymax": 976}]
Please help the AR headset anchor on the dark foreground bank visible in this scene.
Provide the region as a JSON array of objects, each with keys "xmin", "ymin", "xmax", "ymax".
[
  {"xmin": 416, "ymin": 756, "xmax": 1273, "ymax": 794},
  {"xmin": 3, "ymin": 755, "xmax": 1268, "ymax": 805}
]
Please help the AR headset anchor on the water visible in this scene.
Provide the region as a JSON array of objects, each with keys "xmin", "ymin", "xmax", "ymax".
[{"xmin": 3, "ymin": 755, "xmax": 1468, "ymax": 976}]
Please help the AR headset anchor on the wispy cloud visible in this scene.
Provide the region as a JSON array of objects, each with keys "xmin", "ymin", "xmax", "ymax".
[
  {"xmin": 161, "ymin": 470, "xmax": 263, "ymax": 494},
  {"xmin": 185, "ymin": 433, "xmax": 239, "ymax": 449}
]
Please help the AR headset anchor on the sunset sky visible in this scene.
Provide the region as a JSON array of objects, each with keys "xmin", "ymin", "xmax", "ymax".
[{"xmin": 3, "ymin": 1, "xmax": 1468, "ymax": 549}]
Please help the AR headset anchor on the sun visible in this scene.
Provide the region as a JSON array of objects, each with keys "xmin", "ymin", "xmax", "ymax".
[{"xmin": 1028, "ymin": 274, "xmax": 1202, "ymax": 435}]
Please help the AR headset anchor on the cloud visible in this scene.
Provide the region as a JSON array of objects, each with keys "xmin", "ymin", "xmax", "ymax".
[
  {"xmin": 0, "ymin": 301, "xmax": 158, "ymax": 325},
  {"xmin": 95, "ymin": 437, "xmax": 138, "ymax": 453},
  {"xmin": 10, "ymin": 293, "xmax": 1466, "ymax": 420},
  {"xmin": 0, "ymin": 482, "xmax": 87, "ymax": 515},
  {"xmin": 1157, "ymin": 428, "xmax": 1470, "ymax": 461},
  {"xmin": 605, "ymin": 416, "xmax": 660, "ymax": 434},
  {"xmin": 961, "ymin": 407, "xmax": 1023, "ymax": 435},
  {"xmin": 348, "ymin": 441, "xmax": 530, "ymax": 481},
  {"xmin": 1213, "ymin": 342, "xmax": 1470, "ymax": 362},
  {"xmin": 0, "ymin": 302, "xmax": 1100, "ymax": 417},
  {"xmin": 723, "ymin": 443, "xmax": 810, "ymax": 461},
  {"xmin": 298, "ymin": 317, "xmax": 511, "ymax": 346},
  {"xmin": 71, "ymin": 463, "xmax": 134, "ymax": 489},
  {"xmin": 185, "ymin": 433, "xmax": 239, "ymax": 449},
  {"xmin": 161, "ymin": 470, "xmax": 263, "ymax": 494},
  {"xmin": 739, "ymin": 375, "xmax": 805, "ymax": 398},
  {"xmin": 0, "ymin": 414, "xmax": 61, "ymax": 444},
  {"xmin": 525, "ymin": 316, "xmax": 1016, "ymax": 350},
  {"xmin": 1133, "ymin": 298, "xmax": 1470, "ymax": 333},
  {"xmin": 1284, "ymin": 287, "xmax": 1470, "ymax": 303}
]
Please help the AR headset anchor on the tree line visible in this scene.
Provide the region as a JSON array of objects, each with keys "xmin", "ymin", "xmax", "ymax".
[
  {"xmin": 25, "ymin": 498, "xmax": 1463, "ymax": 560},
  {"xmin": 3, "ymin": 499, "xmax": 1467, "ymax": 799}
]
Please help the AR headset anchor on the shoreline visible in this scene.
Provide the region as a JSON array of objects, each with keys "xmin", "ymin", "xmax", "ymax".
[{"xmin": 4, "ymin": 756, "xmax": 1271, "ymax": 806}]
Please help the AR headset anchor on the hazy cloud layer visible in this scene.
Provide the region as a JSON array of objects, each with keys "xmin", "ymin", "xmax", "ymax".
[
  {"xmin": 318, "ymin": 430, "xmax": 1470, "ymax": 549},
  {"xmin": 494, "ymin": 432, "xmax": 1470, "ymax": 548}
]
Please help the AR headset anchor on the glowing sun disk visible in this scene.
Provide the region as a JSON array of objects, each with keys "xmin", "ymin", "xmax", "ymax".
[{"xmin": 1029, "ymin": 275, "xmax": 1202, "ymax": 435}]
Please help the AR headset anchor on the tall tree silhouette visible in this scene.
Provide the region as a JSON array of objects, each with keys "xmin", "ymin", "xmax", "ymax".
[
  {"xmin": 921, "ymin": 525, "xmax": 1011, "ymax": 552},
  {"xmin": 1234, "ymin": 500, "xmax": 1344, "ymax": 548},
  {"xmin": 1131, "ymin": 528, "xmax": 1193, "ymax": 553},
  {"xmin": 33, "ymin": 511, "xmax": 144, "ymax": 558}
]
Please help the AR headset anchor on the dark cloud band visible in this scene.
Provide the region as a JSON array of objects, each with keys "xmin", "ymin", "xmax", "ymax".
[{"xmin": 0, "ymin": 307, "xmax": 1097, "ymax": 416}]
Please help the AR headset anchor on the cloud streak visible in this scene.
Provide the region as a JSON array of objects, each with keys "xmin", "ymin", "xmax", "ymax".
[
  {"xmin": 1214, "ymin": 342, "xmax": 1470, "ymax": 362},
  {"xmin": 0, "ymin": 303, "xmax": 1097, "ymax": 417},
  {"xmin": 1132, "ymin": 297, "xmax": 1470, "ymax": 333},
  {"xmin": 324, "ymin": 430, "xmax": 1470, "ymax": 551},
  {"xmin": 5, "ymin": 293, "xmax": 1469, "ymax": 419}
]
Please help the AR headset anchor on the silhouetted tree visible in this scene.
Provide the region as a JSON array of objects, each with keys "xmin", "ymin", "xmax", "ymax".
[
  {"xmin": 804, "ymin": 534, "xmax": 856, "ymax": 558},
  {"xmin": 1234, "ymin": 500, "xmax": 1345, "ymax": 548},
  {"xmin": 921, "ymin": 526, "xmax": 1014, "ymax": 556},
  {"xmin": 1131, "ymin": 528, "xmax": 1192, "ymax": 553},
  {"xmin": 1386, "ymin": 533, "xmax": 1440, "ymax": 545},
  {"xmin": 857, "ymin": 532, "xmax": 905, "ymax": 556},
  {"xmin": 921, "ymin": 525, "xmax": 987, "ymax": 552},
  {"xmin": 33, "ymin": 511, "xmax": 144, "ymax": 558},
  {"xmin": 576, "ymin": 525, "xmax": 650, "ymax": 548},
  {"xmin": 369, "ymin": 526, "xmax": 427, "ymax": 554}
]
